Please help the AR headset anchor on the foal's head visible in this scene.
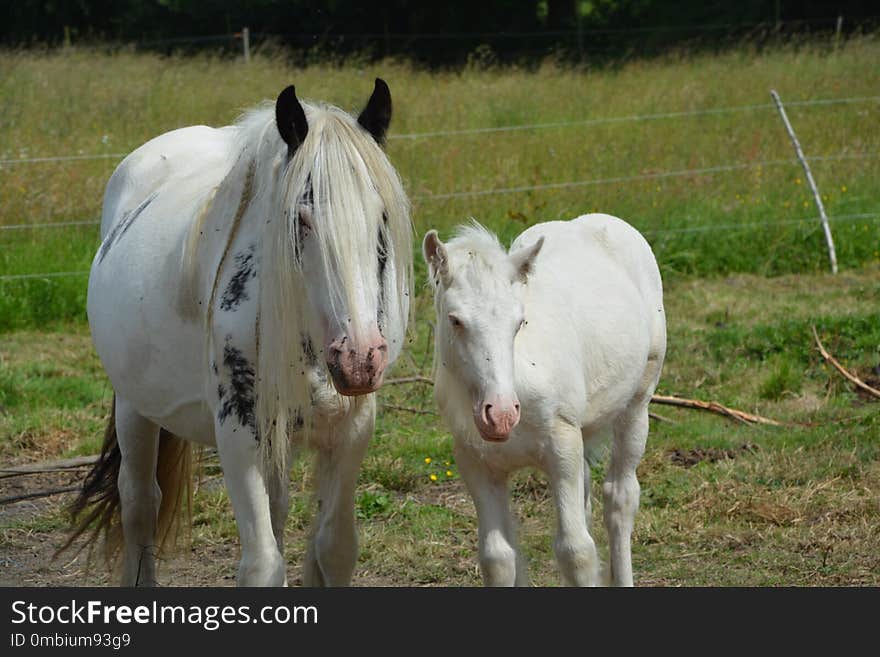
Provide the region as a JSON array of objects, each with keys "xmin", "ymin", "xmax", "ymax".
[
  {"xmin": 269, "ymin": 80, "xmax": 410, "ymax": 396},
  {"xmin": 423, "ymin": 224, "xmax": 543, "ymax": 441}
]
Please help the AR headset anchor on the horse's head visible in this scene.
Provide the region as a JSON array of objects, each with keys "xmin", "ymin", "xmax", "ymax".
[
  {"xmin": 271, "ymin": 80, "xmax": 410, "ymax": 397},
  {"xmin": 423, "ymin": 226, "xmax": 543, "ymax": 442}
]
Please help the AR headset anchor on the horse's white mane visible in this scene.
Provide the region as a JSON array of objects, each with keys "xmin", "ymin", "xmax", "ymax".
[{"xmin": 210, "ymin": 100, "xmax": 412, "ymax": 474}]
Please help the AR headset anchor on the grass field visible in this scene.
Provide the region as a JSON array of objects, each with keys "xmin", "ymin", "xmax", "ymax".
[{"xmin": 0, "ymin": 38, "xmax": 878, "ymax": 586}]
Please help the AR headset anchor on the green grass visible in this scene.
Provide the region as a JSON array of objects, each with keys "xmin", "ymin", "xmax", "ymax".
[{"xmin": 1, "ymin": 39, "xmax": 879, "ymax": 326}]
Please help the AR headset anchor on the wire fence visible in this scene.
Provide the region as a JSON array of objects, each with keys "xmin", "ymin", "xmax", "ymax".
[
  {"xmin": 2, "ymin": 151, "xmax": 877, "ymax": 232},
  {"xmin": 1, "ymin": 92, "xmax": 877, "ymax": 280},
  {"xmin": 410, "ymin": 153, "xmax": 879, "ymax": 202},
  {"xmin": 2, "ymin": 94, "xmax": 877, "ymax": 166},
  {"xmin": 2, "ymin": 211, "xmax": 877, "ymax": 283}
]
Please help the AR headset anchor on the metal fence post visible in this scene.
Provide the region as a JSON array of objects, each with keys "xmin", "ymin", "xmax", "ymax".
[{"xmin": 770, "ymin": 89, "xmax": 838, "ymax": 274}]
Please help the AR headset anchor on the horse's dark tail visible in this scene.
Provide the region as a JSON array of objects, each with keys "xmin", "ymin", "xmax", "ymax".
[{"xmin": 56, "ymin": 395, "xmax": 194, "ymax": 569}]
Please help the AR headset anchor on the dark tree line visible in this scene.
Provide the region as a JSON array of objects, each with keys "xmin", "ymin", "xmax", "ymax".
[{"xmin": 1, "ymin": 1, "xmax": 875, "ymax": 64}]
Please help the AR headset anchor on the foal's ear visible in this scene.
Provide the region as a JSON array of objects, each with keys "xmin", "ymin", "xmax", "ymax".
[
  {"xmin": 422, "ymin": 230, "xmax": 449, "ymax": 284},
  {"xmin": 358, "ymin": 78, "xmax": 392, "ymax": 146},
  {"xmin": 276, "ymin": 85, "xmax": 309, "ymax": 153},
  {"xmin": 509, "ymin": 236, "xmax": 544, "ymax": 283}
]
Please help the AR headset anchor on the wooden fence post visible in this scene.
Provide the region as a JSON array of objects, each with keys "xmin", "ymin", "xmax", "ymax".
[{"xmin": 242, "ymin": 26, "xmax": 251, "ymax": 63}]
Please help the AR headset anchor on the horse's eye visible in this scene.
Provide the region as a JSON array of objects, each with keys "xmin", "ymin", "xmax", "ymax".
[
  {"xmin": 448, "ymin": 313, "xmax": 464, "ymax": 330},
  {"xmin": 298, "ymin": 207, "xmax": 313, "ymax": 231}
]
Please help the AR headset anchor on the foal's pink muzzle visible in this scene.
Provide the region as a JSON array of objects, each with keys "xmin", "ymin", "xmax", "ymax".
[
  {"xmin": 474, "ymin": 393, "xmax": 521, "ymax": 442},
  {"xmin": 325, "ymin": 333, "xmax": 389, "ymax": 396}
]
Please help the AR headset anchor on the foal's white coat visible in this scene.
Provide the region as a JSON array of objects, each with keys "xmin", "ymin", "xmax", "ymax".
[
  {"xmin": 424, "ymin": 216, "xmax": 666, "ymax": 586},
  {"xmin": 86, "ymin": 82, "xmax": 411, "ymax": 586}
]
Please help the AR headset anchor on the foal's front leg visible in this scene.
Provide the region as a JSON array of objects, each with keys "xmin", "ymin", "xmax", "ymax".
[
  {"xmin": 216, "ymin": 422, "xmax": 286, "ymax": 586},
  {"xmin": 456, "ymin": 445, "xmax": 528, "ymax": 587},
  {"xmin": 303, "ymin": 396, "xmax": 375, "ymax": 587},
  {"xmin": 546, "ymin": 421, "xmax": 601, "ymax": 586}
]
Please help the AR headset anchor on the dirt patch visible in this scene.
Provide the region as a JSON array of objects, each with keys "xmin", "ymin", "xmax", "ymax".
[
  {"xmin": 668, "ymin": 443, "xmax": 758, "ymax": 468},
  {"xmin": 0, "ymin": 465, "xmax": 403, "ymax": 587},
  {"xmin": 853, "ymin": 368, "xmax": 880, "ymax": 404}
]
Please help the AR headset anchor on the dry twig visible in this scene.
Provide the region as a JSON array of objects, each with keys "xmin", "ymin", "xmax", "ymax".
[
  {"xmin": 383, "ymin": 375, "xmax": 435, "ymax": 386},
  {"xmin": 649, "ymin": 394, "xmax": 785, "ymax": 426},
  {"xmin": 0, "ymin": 486, "xmax": 79, "ymax": 506},
  {"xmin": 812, "ymin": 325, "xmax": 880, "ymax": 400},
  {"xmin": 0, "ymin": 455, "xmax": 99, "ymax": 480},
  {"xmin": 380, "ymin": 374, "xmax": 783, "ymax": 426},
  {"xmin": 382, "ymin": 404, "xmax": 437, "ymax": 416}
]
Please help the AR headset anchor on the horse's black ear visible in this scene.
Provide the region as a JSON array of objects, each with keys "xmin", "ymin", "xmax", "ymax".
[
  {"xmin": 276, "ymin": 85, "xmax": 308, "ymax": 152},
  {"xmin": 358, "ymin": 78, "xmax": 392, "ymax": 146}
]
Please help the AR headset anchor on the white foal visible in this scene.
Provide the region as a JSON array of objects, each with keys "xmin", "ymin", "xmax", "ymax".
[{"xmin": 423, "ymin": 215, "xmax": 666, "ymax": 586}]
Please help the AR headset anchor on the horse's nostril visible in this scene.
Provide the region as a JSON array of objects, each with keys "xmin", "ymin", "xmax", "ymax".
[
  {"xmin": 514, "ymin": 403, "xmax": 520, "ymax": 412},
  {"xmin": 483, "ymin": 404, "xmax": 493, "ymax": 425}
]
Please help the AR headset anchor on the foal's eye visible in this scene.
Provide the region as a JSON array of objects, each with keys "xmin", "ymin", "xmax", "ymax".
[{"xmin": 448, "ymin": 313, "xmax": 464, "ymax": 330}]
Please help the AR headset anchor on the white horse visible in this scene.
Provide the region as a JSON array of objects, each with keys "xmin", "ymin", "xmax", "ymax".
[
  {"xmin": 61, "ymin": 79, "xmax": 412, "ymax": 587},
  {"xmin": 423, "ymin": 215, "xmax": 666, "ymax": 586}
]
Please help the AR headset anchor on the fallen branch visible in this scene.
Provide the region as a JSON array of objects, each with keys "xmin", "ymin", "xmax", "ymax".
[
  {"xmin": 812, "ymin": 326, "xmax": 880, "ymax": 400},
  {"xmin": 383, "ymin": 375, "xmax": 435, "ymax": 386},
  {"xmin": 380, "ymin": 374, "xmax": 783, "ymax": 426},
  {"xmin": 0, "ymin": 486, "xmax": 79, "ymax": 506},
  {"xmin": 382, "ymin": 404, "xmax": 437, "ymax": 416},
  {"xmin": 0, "ymin": 455, "xmax": 99, "ymax": 480},
  {"xmin": 648, "ymin": 411, "xmax": 676, "ymax": 423},
  {"xmin": 650, "ymin": 394, "xmax": 785, "ymax": 427}
]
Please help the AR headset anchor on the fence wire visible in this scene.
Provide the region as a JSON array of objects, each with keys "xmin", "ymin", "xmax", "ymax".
[
  {"xmin": 1, "ymin": 95, "xmax": 877, "ymax": 166},
  {"xmin": 2, "ymin": 212, "xmax": 877, "ymax": 282},
  {"xmin": 3, "ymin": 152, "xmax": 877, "ymax": 232}
]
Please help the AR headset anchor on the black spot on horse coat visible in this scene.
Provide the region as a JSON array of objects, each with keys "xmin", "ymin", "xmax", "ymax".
[
  {"xmin": 217, "ymin": 338, "xmax": 257, "ymax": 437},
  {"xmin": 220, "ymin": 245, "xmax": 257, "ymax": 311}
]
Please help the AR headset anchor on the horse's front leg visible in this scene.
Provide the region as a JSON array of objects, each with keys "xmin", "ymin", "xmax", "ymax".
[
  {"xmin": 303, "ymin": 395, "xmax": 375, "ymax": 587},
  {"xmin": 456, "ymin": 445, "xmax": 528, "ymax": 587},
  {"xmin": 216, "ymin": 421, "xmax": 286, "ymax": 586},
  {"xmin": 267, "ymin": 451, "xmax": 292, "ymax": 586},
  {"xmin": 546, "ymin": 420, "xmax": 601, "ymax": 586}
]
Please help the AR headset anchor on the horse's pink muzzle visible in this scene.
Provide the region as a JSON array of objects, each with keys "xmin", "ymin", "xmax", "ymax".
[
  {"xmin": 474, "ymin": 393, "xmax": 521, "ymax": 442},
  {"xmin": 326, "ymin": 334, "xmax": 389, "ymax": 396}
]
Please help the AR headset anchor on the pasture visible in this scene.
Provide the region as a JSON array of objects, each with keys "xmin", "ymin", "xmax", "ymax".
[{"xmin": 1, "ymin": 39, "xmax": 878, "ymax": 585}]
